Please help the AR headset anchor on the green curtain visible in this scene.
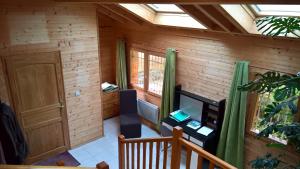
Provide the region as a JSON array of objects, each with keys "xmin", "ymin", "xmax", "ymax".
[
  {"xmin": 159, "ymin": 48, "xmax": 176, "ymax": 124},
  {"xmin": 216, "ymin": 61, "xmax": 249, "ymax": 169},
  {"xmin": 116, "ymin": 39, "xmax": 128, "ymax": 90}
]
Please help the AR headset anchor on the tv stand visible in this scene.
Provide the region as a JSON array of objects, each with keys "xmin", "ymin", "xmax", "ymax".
[{"xmin": 160, "ymin": 85, "xmax": 226, "ymax": 155}]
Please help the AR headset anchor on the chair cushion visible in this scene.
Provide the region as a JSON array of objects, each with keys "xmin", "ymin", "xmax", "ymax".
[
  {"xmin": 120, "ymin": 114, "xmax": 140, "ymax": 126},
  {"xmin": 119, "ymin": 90, "xmax": 138, "ymax": 115}
]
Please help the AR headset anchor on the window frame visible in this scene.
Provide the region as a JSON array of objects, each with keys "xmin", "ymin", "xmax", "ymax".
[
  {"xmin": 129, "ymin": 47, "xmax": 165, "ymax": 98},
  {"xmin": 146, "ymin": 4, "xmax": 185, "ymax": 14}
]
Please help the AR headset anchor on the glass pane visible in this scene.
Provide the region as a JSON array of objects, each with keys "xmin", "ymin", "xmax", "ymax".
[
  {"xmin": 130, "ymin": 50, "xmax": 144, "ymax": 88},
  {"xmin": 251, "ymin": 4, "xmax": 300, "ymax": 16},
  {"xmin": 147, "ymin": 4, "xmax": 183, "ymax": 13},
  {"xmin": 148, "ymin": 54, "xmax": 165, "ymax": 95},
  {"xmin": 256, "ymin": 5, "xmax": 300, "ymax": 12}
]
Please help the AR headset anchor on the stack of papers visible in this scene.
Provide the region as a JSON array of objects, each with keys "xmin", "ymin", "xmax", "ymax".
[
  {"xmin": 101, "ymin": 82, "xmax": 118, "ymax": 92},
  {"xmin": 186, "ymin": 120, "xmax": 201, "ymax": 130},
  {"xmin": 170, "ymin": 110, "xmax": 190, "ymax": 122},
  {"xmin": 197, "ymin": 126, "xmax": 214, "ymax": 136}
]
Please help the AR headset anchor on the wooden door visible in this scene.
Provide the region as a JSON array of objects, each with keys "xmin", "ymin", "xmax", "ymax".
[{"xmin": 4, "ymin": 51, "xmax": 70, "ymax": 163}]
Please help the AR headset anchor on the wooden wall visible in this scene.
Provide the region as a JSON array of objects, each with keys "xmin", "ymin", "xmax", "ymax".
[
  {"xmin": 107, "ymin": 22, "xmax": 300, "ymax": 168},
  {"xmin": 0, "ymin": 2, "xmax": 103, "ymax": 148},
  {"xmin": 98, "ymin": 14, "xmax": 117, "ymax": 84}
]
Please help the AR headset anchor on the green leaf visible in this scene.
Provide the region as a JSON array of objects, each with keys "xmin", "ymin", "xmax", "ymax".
[{"xmin": 255, "ymin": 16, "xmax": 300, "ymax": 37}]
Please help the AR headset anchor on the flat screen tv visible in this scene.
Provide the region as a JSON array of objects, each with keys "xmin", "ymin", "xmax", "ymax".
[{"xmin": 179, "ymin": 94, "xmax": 203, "ymax": 122}]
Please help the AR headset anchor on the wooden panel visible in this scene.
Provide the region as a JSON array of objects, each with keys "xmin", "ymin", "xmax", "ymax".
[
  {"xmin": 0, "ymin": 3, "xmax": 102, "ymax": 148},
  {"xmin": 109, "ymin": 21, "xmax": 300, "ymax": 168},
  {"xmin": 4, "ymin": 52, "xmax": 70, "ymax": 163},
  {"xmin": 102, "ymin": 91, "xmax": 119, "ymax": 119},
  {"xmin": 27, "ymin": 122, "xmax": 65, "ymax": 157},
  {"xmin": 98, "ymin": 14, "xmax": 120, "ymax": 120},
  {"xmin": 177, "ymin": 5, "xmax": 220, "ymax": 30},
  {"xmin": 98, "ymin": 14, "xmax": 117, "ymax": 84}
]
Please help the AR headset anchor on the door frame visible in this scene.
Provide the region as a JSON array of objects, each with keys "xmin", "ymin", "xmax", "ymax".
[{"xmin": 1, "ymin": 51, "xmax": 70, "ymax": 162}]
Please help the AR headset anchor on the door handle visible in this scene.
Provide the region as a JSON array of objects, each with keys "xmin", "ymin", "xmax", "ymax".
[{"xmin": 59, "ymin": 102, "xmax": 65, "ymax": 108}]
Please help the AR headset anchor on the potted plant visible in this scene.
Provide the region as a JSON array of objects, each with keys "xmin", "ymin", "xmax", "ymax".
[{"xmin": 238, "ymin": 71, "xmax": 300, "ymax": 169}]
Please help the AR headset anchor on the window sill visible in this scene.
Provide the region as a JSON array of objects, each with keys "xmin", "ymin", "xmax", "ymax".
[
  {"xmin": 146, "ymin": 91, "xmax": 162, "ymax": 98},
  {"xmin": 247, "ymin": 129, "xmax": 288, "ymax": 145},
  {"xmin": 130, "ymin": 84, "xmax": 162, "ymax": 99}
]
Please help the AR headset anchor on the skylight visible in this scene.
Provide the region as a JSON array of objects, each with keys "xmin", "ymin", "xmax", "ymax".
[
  {"xmin": 119, "ymin": 3, "xmax": 206, "ymax": 30},
  {"xmin": 147, "ymin": 4, "xmax": 183, "ymax": 13},
  {"xmin": 250, "ymin": 5, "xmax": 300, "ymax": 17}
]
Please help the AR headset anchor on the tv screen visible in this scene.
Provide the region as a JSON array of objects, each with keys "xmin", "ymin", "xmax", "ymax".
[{"xmin": 179, "ymin": 94, "xmax": 203, "ymax": 122}]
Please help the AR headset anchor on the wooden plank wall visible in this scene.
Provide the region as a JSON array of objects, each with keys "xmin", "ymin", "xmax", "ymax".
[
  {"xmin": 98, "ymin": 14, "xmax": 120, "ymax": 119},
  {"xmin": 0, "ymin": 2, "xmax": 103, "ymax": 148},
  {"xmin": 108, "ymin": 22, "xmax": 300, "ymax": 168},
  {"xmin": 98, "ymin": 14, "xmax": 116, "ymax": 84}
]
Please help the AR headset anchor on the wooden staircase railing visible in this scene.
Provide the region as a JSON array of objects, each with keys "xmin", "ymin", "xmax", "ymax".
[{"xmin": 118, "ymin": 126, "xmax": 237, "ymax": 169}]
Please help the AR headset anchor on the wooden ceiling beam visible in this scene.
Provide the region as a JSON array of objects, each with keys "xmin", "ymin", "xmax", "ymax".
[
  {"xmin": 119, "ymin": 4, "xmax": 155, "ymax": 23},
  {"xmin": 97, "ymin": 5, "xmax": 127, "ymax": 24},
  {"xmin": 195, "ymin": 5, "xmax": 241, "ymax": 33},
  {"xmin": 55, "ymin": 0, "xmax": 300, "ymax": 4},
  {"xmin": 214, "ymin": 5, "xmax": 252, "ymax": 34},
  {"xmin": 101, "ymin": 4, "xmax": 144, "ymax": 25},
  {"xmin": 177, "ymin": 5, "xmax": 221, "ymax": 31}
]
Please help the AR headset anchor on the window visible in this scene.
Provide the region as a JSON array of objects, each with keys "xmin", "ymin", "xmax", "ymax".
[
  {"xmin": 251, "ymin": 88, "xmax": 299, "ymax": 144},
  {"xmin": 130, "ymin": 49, "xmax": 166, "ymax": 96},
  {"xmin": 148, "ymin": 54, "xmax": 165, "ymax": 95},
  {"xmin": 250, "ymin": 4, "xmax": 300, "ymax": 17},
  {"xmin": 119, "ymin": 4, "xmax": 206, "ymax": 29},
  {"xmin": 130, "ymin": 50, "xmax": 145, "ymax": 88},
  {"xmin": 147, "ymin": 4, "xmax": 184, "ymax": 13}
]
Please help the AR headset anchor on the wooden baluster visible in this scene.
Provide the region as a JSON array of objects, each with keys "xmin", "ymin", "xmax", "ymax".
[
  {"xmin": 132, "ymin": 143, "xmax": 135, "ymax": 169},
  {"xmin": 209, "ymin": 161, "xmax": 215, "ymax": 169},
  {"xmin": 197, "ymin": 155, "xmax": 203, "ymax": 169},
  {"xmin": 155, "ymin": 141, "xmax": 160, "ymax": 169},
  {"xmin": 118, "ymin": 135, "xmax": 125, "ymax": 169},
  {"xmin": 143, "ymin": 142, "xmax": 147, "ymax": 169},
  {"xmin": 137, "ymin": 142, "xmax": 140, "ymax": 169},
  {"xmin": 126, "ymin": 142, "xmax": 129, "ymax": 169},
  {"xmin": 170, "ymin": 127, "xmax": 183, "ymax": 169},
  {"xmin": 163, "ymin": 141, "xmax": 168, "ymax": 169},
  {"xmin": 149, "ymin": 142, "xmax": 153, "ymax": 169},
  {"xmin": 186, "ymin": 148, "xmax": 192, "ymax": 169}
]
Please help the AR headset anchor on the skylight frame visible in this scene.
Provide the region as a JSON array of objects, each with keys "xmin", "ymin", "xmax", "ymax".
[
  {"xmin": 249, "ymin": 4, "xmax": 300, "ymax": 17},
  {"xmin": 119, "ymin": 3, "xmax": 207, "ymax": 30},
  {"xmin": 147, "ymin": 4, "xmax": 184, "ymax": 14}
]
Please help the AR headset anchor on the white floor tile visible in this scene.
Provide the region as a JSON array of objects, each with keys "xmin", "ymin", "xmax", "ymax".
[{"xmin": 68, "ymin": 116, "xmax": 178, "ymax": 169}]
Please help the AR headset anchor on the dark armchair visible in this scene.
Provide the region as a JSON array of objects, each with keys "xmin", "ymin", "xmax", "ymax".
[{"xmin": 119, "ymin": 89, "xmax": 141, "ymax": 138}]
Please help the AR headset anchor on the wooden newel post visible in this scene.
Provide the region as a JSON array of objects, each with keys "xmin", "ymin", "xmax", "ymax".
[
  {"xmin": 170, "ymin": 126, "xmax": 183, "ymax": 169},
  {"xmin": 118, "ymin": 135, "xmax": 125, "ymax": 169},
  {"xmin": 96, "ymin": 161, "xmax": 109, "ymax": 169}
]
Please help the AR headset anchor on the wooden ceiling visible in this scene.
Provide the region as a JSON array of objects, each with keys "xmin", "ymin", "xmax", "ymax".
[
  {"xmin": 98, "ymin": 4, "xmax": 145, "ymax": 25},
  {"xmin": 97, "ymin": 4, "xmax": 250, "ymax": 34},
  {"xmin": 57, "ymin": 0, "xmax": 300, "ymax": 4},
  {"xmin": 178, "ymin": 5, "xmax": 247, "ymax": 33},
  {"xmin": 97, "ymin": 4, "xmax": 146, "ymax": 25}
]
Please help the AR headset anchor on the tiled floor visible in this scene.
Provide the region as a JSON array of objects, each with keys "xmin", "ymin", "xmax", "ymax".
[{"xmin": 69, "ymin": 116, "xmax": 160, "ymax": 168}]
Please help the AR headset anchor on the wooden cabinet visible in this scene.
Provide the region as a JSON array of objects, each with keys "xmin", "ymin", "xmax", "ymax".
[{"xmin": 102, "ymin": 90, "xmax": 119, "ymax": 119}]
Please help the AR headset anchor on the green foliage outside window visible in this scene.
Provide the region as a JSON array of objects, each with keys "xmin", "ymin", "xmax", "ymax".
[{"xmin": 254, "ymin": 88, "xmax": 298, "ymax": 141}]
